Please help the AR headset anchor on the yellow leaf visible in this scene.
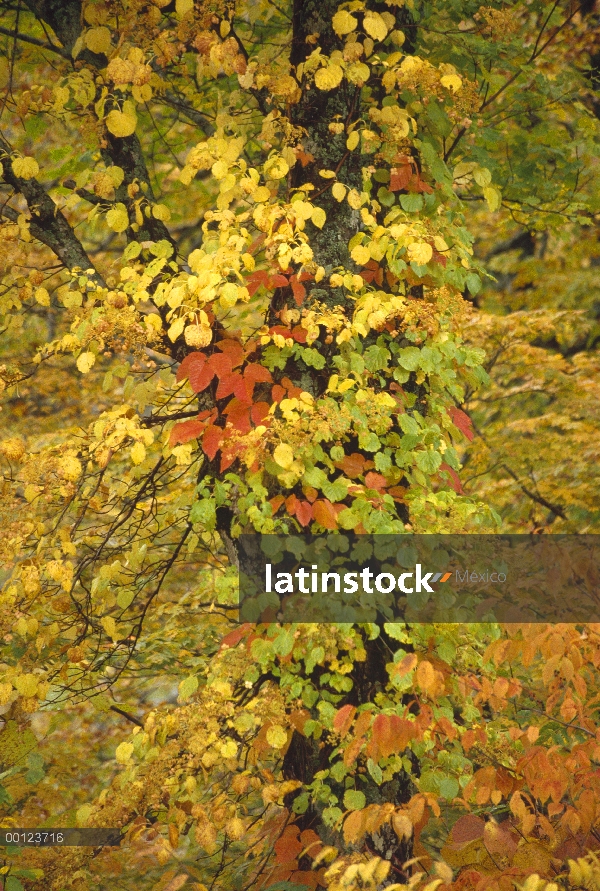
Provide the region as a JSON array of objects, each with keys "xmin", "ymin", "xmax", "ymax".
[
  {"xmin": 219, "ymin": 739, "xmax": 238, "ymax": 758},
  {"xmin": 168, "ymin": 317, "xmax": 186, "ymax": 342},
  {"xmin": 101, "ymin": 616, "xmax": 117, "ymax": 639},
  {"xmin": 15, "ymin": 674, "xmax": 39, "ymax": 698},
  {"xmin": 483, "ymin": 185, "xmax": 502, "ymax": 211},
  {"xmin": 351, "ymin": 244, "xmax": 371, "ymax": 265},
  {"xmin": 347, "ymin": 188, "xmax": 363, "ymax": 209},
  {"xmin": 85, "ymin": 26, "xmax": 111, "ymax": 54},
  {"xmin": 440, "ymin": 74, "xmax": 462, "ymax": 93},
  {"xmin": 332, "ymin": 10, "xmax": 358, "ymax": 35},
  {"xmin": 346, "ymin": 62, "xmax": 371, "ymax": 85},
  {"xmin": 346, "ymin": 130, "xmax": 360, "ymax": 151},
  {"xmin": 34, "ymin": 287, "xmax": 50, "ymax": 306},
  {"xmin": 407, "ymin": 242, "xmax": 433, "ymax": 265},
  {"xmin": 115, "ymin": 741, "xmax": 134, "ymax": 763},
  {"xmin": 152, "ymin": 203, "xmax": 171, "ymax": 221},
  {"xmin": 106, "ymin": 108, "xmax": 137, "ymax": 137},
  {"xmin": 264, "ymin": 156, "xmax": 290, "ymax": 180},
  {"xmin": 131, "ymin": 442, "xmax": 146, "ymax": 465},
  {"xmin": 311, "ymin": 206, "xmax": 326, "ymax": 229},
  {"xmin": 332, "ymin": 182, "xmax": 347, "ymax": 202},
  {"xmin": 252, "ymin": 185, "xmax": 272, "ymax": 202},
  {"xmin": 132, "ymin": 82, "xmax": 152, "ymax": 103},
  {"xmin": 106, "ymin": 203, "xmax": 129, "ymax": 233},
  {"xmin": 175, "ymin": 0, "xmax": 194, "ymax": 16},
  {"xmin": 184, "ymin": 324, "xmax": 212, "ymax": 347},
  {"xmin": 76, "ymin": 352, "xmax": 96, "ymax": 374},
  {"xmin": 315, "ymin": 64, "xmax": 344, "ymax": 91},
  {"xmin": 220, "ymin": 19, "xmax": 231, "ymax": 37},
  {"xmin": 12, "ymin": 156, "xmax": 39, "ymax": 180},
  {"xmin": 220, "ymin": 281, "xmax": 240, "ymax": 309},
  {"xmin": 363, "ymin": 11, "xmax": 389, "ymax": 41},
  {"xmin": 274, "ymin": 443, "xmax": 294, "ymax": 469},
  {"xmin": 266, "ymin": 725, "xmax": 288, "ymax": 749}
]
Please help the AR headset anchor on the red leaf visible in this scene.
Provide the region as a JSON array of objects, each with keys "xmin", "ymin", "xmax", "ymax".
[
  {"xmin": 364, "ymin": 471, "xmax": 387, "ymax": 491},
  {"xmin": 448, "ymin": 406, "xmax": 474, "ymax": 441},
  {"xmin": 177, "ymin": 352, "xmax": 215, "ymax": 393},
  {"xmin": 246, "ymin": 270, "xmax": 269, "ymax": 296},
  {"xmin": 220, "ymin": 446, "xmax": 238, "ymax": 472},
  {"xmin": 251, "ymin": 401, "xmax": 270, "ymax": 425},
  {"xmin": 208, "ymin": 352, "xmax": 233, "ymax": 379},
  {"xmin": 291, "ymin": 325, "xmax": 307, "ymax": 343},
  {"xmin": 388, "ymin": 485, "xmax": 407, "ymax": 502},
  {"xmin": 270, "ymin": 325, "xmax": 293, "ymax": 339},
  {"xmin": 244, "ymin": 363, "xmax": 272, "ymax": 384},
  {"xmin": 440, "ymin": 462, "xmax": 464, "ymax": 494},
  {"xmin": 389, "ymin": 162, "xmax": 413, "ymax": 192},
  {"xmin": 268, "ymin": 273, "xmax": 290, "ymax": 289},
  {"xmin": 285, "ymin": 494, "xmax": 298, "ymax": 516},
  {"xmin": 225, "ymin": 399, "xmax": 251, "ymax": 433},
  {"xmin": 333, "ymin": 704, "xmax": 356, "ymax": 737},
  {"xmin": 274, "ymin": 826, "xmax": 303, "ymax": 865},
  {"xmin": 291, "ymin": 277, "xmax": 306, "ymax": 305},
  {"xmin": 169, "ymin": 419, "xmax": 206, "ymax": 446},
  {"xmin": 216, "ymin": 371, "xmax": 244, "ymax": 400},
  {"xmin": 176, "ymin": 350, "xmax": 206, "ymax": 383},
  {"xmin": 202, "ymin": 425, "xmax": 223, "ymax": 460},
  {"xmin": 215, "ymin": 339, "xmax": 244, "ymax": 368},
  {"xmin": 313, "ymin": 499, "xmax": 338, "ymax": 530},
  {"xmin": 303, "ymin": 486, "xmax": 318, "ymax": 503},
  {"xmin": 295, "ymin": 501, "xmax": 313, "ymax": 527},
  {"xmin": 271, "ymin": 384, "xmax": 286, "ymax": 403},
  {"xmin": 219, "ymin": 623, "xmax": 252, "ymax": 650},
  {"xmin": 412, "ymin": 175, "xmax": 433, "ymax": 194},
  {"xmin": 281, "ymin": 377, "xmax": 303, "ymax": 398}
]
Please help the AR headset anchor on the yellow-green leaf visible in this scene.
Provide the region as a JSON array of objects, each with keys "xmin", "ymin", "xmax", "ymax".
[
  {"xmin": 115, "ymin": 742, "xmax": 134, "ymax": 763},
  {"xmin": 76, "ymin": 352, "xmax": 96, "ymax": 374},
  {"xmin": 332, "ymin": 10, "xmax": 358, "ymax": 36}
]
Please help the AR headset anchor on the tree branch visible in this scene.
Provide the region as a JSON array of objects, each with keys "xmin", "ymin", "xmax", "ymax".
[
  {"xmin": 0, "ymin": 141, "xmax": 105, "ymax": 284},
  {"xmin": 0, "ymin": 23, "xmax": 69, "ymax": 57}
]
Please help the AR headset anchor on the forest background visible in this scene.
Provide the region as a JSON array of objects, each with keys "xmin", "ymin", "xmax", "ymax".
[{"xmin": 1, "ymin": 0, "xmax": 600, "ymax": 890}]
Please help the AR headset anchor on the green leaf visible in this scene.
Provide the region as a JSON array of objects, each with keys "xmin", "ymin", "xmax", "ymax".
[
  {"xmin": 397, "ymin": 347, "xmax": 421, "ymax": 371},
  {"xmin": 400, "ymin": 193, "xmax": 424, "ymax": 213},
  {"xmin": 399, "ymin": 414, "xmax": 420, "ymax": 435},
  {"xmin": 321, "ymin": 478, "xmax": 349, "ymax": 502},
  {"xmin": 343, "ymin": 789, "xmax": 366, "ymax": 810},
  {"xmin": 299, "ymin": 347, "xmax": 326, "ymax": 370},
  {"xmin": 415, "ymin": 450, "xmax": 442, "ymax": 474},
  {"xmin": 190, "ymin": 498, "xmax": 216, "ymax": 529},
  {"xmin": 438, "ymin": 775, "xmax": 459, "ymax": 799},
  {"xmin": 465, "ymin": 273, "xmax": 482, "ymax": 296},
  {"xmin": 358, "ymin": 431, "xmax": 381, "ymax": 451},
  {"xmin": 364, "ymin": 344, "xmax": 391, "ymax": 371},
  {"xmin": 178, "ymin": 676, "xmax": 198, "ymax": 700},
  {"xmin": 367, "ymin": 758, "xmax": 383, "ymax": 784}
]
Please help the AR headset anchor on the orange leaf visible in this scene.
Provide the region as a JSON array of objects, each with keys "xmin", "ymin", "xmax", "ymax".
[
  {"xmin": 337, "ymin": 453, "xmax": 365, "ymax": 478},
  {"xmin": 295, "ymin": 501, "xmax": 313, "ymax": 527},
  {"xmin": 202, "ymin": 425, "xmax": 223, "ymax": 460},
  {"xmin": 313, "ymin": 499, "xmax": 338, "ymax": 530},
  {"xmin": 364, "ymin": 471, "xmax": 387, "ymax": 491},
  {"xmin": 333, "ymin": 704, "xmax": 356, "ymax": 737},
  {"xmin": 169, "ymin": 418, "xmax": 206, "ymax": 446}
]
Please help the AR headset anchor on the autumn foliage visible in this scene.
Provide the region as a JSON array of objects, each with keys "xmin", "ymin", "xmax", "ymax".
[{"xmin": 0, "ymin": 0, "xmax": 600, "ymax": 889}]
